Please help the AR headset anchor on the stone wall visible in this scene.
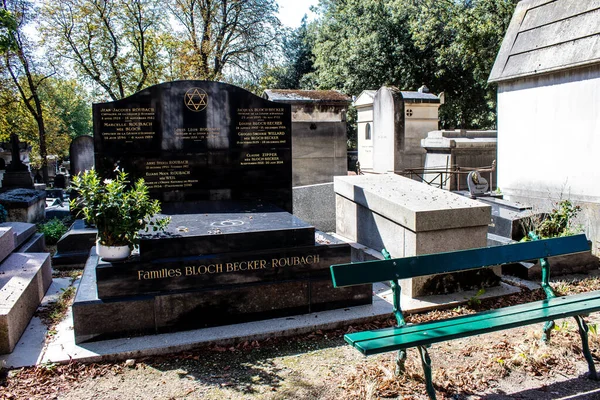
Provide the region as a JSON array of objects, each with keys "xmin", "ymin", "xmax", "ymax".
[{"xmin": 496, "ymin": 65, "xmax": 600, "ymax": 255}]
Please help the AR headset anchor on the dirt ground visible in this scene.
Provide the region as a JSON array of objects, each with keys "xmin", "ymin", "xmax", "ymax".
[{"xmin": 2, "ymin": 280, "xmax": 600, "ymax": 399}]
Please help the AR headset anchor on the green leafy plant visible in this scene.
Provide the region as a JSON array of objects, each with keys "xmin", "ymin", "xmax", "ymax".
[
  {"xmin": 537, "ymin": 200, "xmax": 582, "ymax": 238},
  {"xmin": 467, "ymin": 288, "xmax": 486, "ymax": 307},
  {"xmin": 522, "ymin": 199, "xmax": 582, "ymax": 241},
  {"xmin": 70, "ymin": 169, "xmax": 170, "ymax": 248},
  {"xmin": 38, "ymin": 218, "xmax": 68, "ymax": 245}
]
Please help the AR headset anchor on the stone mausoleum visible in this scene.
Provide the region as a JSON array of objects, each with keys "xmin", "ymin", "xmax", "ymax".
[
  {"xmin": 489, "ymin": 0, "xmax": 600, "ymax": 255},
  {"xmin": 262, "ymin": 90, "xmax": 351, "ymax": 187},
  {"xmin": 356, "ymin": 86, "xmax": 441, "ymax": 174}
]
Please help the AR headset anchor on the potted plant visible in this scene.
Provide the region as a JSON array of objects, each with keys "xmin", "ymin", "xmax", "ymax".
[{"xmin": 70, "ymin": 169, "xmax": 170, "ymax": 261}]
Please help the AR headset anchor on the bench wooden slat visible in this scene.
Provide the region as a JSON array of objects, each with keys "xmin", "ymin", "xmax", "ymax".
[
  {"xmin": 330, "ymin": 234, "xmax": 590, "ymax": 287},
  {"xmin": 345, "ymin": 289, "xmax": 600, "ymax": 344},
  {"xmin": 346, "ymin": 291, "xmax": 600, "ymax": 355}
]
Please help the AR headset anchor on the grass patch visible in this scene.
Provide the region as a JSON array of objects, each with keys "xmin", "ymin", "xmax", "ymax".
[
  {"xmin": 35, "ymin": 286, "xmax": 76, "ymax": 329},
  {"xmin": 52, "ymin": 269, "xmax": 83, "ymax": 284}
]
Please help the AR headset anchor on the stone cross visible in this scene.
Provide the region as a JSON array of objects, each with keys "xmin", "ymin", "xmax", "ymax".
[{"xmin": 6, "ymin": 134, "xmax": 27, "ymax": 172}]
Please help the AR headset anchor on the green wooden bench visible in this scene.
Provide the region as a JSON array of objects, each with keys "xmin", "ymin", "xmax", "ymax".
[{"xmin": 330, "ymin": 233, "xmax": 599, "ymax": 399}]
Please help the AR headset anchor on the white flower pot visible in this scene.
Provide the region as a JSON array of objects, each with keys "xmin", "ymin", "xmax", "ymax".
[{"xmin": 96, "ymin": 240, "xmax": 131, "ymax": 261}]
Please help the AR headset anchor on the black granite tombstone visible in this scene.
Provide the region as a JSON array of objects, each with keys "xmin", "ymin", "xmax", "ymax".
[
  {"xmin": 93, "ymin": 81, "xmax": 292, "ymax": 212},
  {"xmin": 72, "ymin": 81, "xmax": 368, "ymax": 343}
]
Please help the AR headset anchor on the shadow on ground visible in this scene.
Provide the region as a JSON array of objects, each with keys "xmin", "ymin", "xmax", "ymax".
[
  {"xmin": 451, "ymin": 374, "xmax": 600, "ymax": 399},
  {"xmin": 141, "ymin": 334, "xmax": 348, "ymax": 397}
]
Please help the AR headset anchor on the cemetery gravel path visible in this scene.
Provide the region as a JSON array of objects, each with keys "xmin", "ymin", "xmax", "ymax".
[
  {"xmin": 10, "ymin": 315, "xmax": 599, "ymax": 400},
  {"xmin": 3, "ymin": 281, "xmax": 600, "ymax": 400}
]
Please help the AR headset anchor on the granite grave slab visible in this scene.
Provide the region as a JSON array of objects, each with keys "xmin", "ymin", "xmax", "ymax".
[{"xmin": 138, "ymin": 201, "xmax": 315, "ymax": 261}]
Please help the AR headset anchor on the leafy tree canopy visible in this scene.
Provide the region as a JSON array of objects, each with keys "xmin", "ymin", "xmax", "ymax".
[
  {"xmin": 0, "ymin": 76, "xmax": 91, "ymax": 167},
  {"xmin": 0, "ymin": 9, "xmax": 17, "ymax": 52},
  {"xmin": 310, "ymin": 0, "xmax": 517, "ymax": 129},
  {"xmin": 260, "ymin": 15, "xmax": 316, "ymax": 90}
]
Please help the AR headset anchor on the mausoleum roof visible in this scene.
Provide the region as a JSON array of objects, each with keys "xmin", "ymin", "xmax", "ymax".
[
  {"xmin": 489, "ymin": 0, "xmax": 600, "ymax": 83},
  {"xmin": 354, "ymin": 90, "xmax": 376, "ymax": 107},
  {"xmin": 400, "ymin": 91, "xmax": 440, "ymax": 103},
  {"xmin": 263, "ymin": 89, "xmax": 351, "ymax": 104}
]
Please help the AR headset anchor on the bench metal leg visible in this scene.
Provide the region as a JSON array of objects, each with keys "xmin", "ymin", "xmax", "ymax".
[
  {"xmin": 418, "ymin": 346, "xmax": 437, "ymax": 400},
  {"xmin": 542, "ymin": 320, "xmax": 555, "ymax": 343},
  {"xmin": 573, "ymin": 315, "xmax": 598, "ymax": 380},
  {"xmin": 395, "ymin": 349, "xmax": 407, "ymax": 375}
]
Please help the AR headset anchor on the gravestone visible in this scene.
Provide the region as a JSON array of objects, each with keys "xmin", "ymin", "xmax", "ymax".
[
  {"xmin": 467, "ymin": 171, "xmax": 489, "ymax": 197},
  {"xmin": 69, "ymin": 135, "xmax": 95, "ymax": 176},
  {"xmin": 371, "ymin": 87, "xmax": 441, "ymax": 174},
  {"xmin": 1, "ymin": 134, "xmax": 33, "ymax": 189},
  {"xmin": 53, "ymin": 174, "xmax": 66, "ymax": 189},
  {"xmin": 72, "ymin": 81, "xmax": 363, "ymax": 343},
  {"xmin": 94, "ymin": 81, "xmax": 292, "ymax": 211},
  {"xmin": 335, "ymin": 174, "xmax": 493, "ymax": 298}
]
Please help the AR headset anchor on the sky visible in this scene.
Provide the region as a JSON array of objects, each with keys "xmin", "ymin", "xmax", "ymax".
[{"xmin": 276, "ymin": 0, "xmax": 320, "ymax": 28}]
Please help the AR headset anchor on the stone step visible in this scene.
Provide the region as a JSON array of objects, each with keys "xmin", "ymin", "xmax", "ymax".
[
  {"xmin": 16, "ymin": 233, "xmax": 45, "ymax": 253},
  {"xmin": 0, "ymin": 253, "xmax": 52, "ymax": 354},
  {"xmin": 0, "ymin": 222, "xmax": 36, "ymax": 248},
  {"xmin": 0, "ymin": 227, "xmax": 15, "ymax": 264}
]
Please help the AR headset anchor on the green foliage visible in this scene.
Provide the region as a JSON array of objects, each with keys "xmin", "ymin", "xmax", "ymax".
[
  {"xmin": 38, "ymin": 218, "xmax": 68, "ymax": 245},
  {"xmin": 537, "ymin": 200, "xmax": 582, "ymax": 239},
  {"xmin": 0, "ymin": 9, "xmax": 17, "ymax": 52},
  {"xmin": 40, "ymin": 0, "xmax": 281, "ymax": 98},
  {"xmin": 346, "ymin": 105, "xmax": 358, "ymax": 150},
  {"xmin": 260, "ymin": 16, "xmax": 316, "ymax": 90},
  {"xmin": 467, "ymin": 288, "xmax": 486, "ymax": 307},
  {"xmin": 552, "ymin": 320, "xmax": 570, "ymax": 332},
  {"xmin": 1, "ymin": 77, "xmax": 92, "ymax": 167},
  {"xmin": 70, "ymin": 169, "xmax": 170, "ymax": 247},
  {"xmin": 312, "ymin": 0, "xmax": 417, "ymax": 95},
  {"xmin": 1, "ymin": 0, "xmax": 54, "ymax": 181},
  {"xmin": 0, "ymin": 204, "xmax": 7, "ymax": 224},
  {"xmin": 311, "ymin": 0, "xmax": 518, "ymax": 129},
  {"xmin": 40, "ymin": 0, "xmax": 167, "ymax": 101}
]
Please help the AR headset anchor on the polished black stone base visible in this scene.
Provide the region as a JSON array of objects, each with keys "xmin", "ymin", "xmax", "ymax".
[
  {"xmin": 97, "ymin": 244, "xmax": 345, "ymax": 299},
  {"xmin": 53, "ymin": 219, "xmax": 97, "ymax": 266},
  {"xmin": 72, "ymin": 234, "xmax": 370, "ymax": 344},
  {"xmin": 138, "ymin": 201, "xmax": 315, "ymax": 261}
]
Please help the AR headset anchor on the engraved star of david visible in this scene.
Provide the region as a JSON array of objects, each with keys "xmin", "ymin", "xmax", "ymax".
[{"xmin": 184, "ymin": 88, "xmax": 208, "ymax": 112}]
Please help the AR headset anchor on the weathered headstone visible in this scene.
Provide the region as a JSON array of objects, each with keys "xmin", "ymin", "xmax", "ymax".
[
  {"xmin": 261, "ymin": 90, "xmax": 351, "ymax": 187},
  {"xmin": 69, "ymin": 135, "xmax": 95, "ymax": 177},
  {"xmin": 371, "ymin": 87, "xmax": 441, "ymax": 174},
  {"xmin": 335, "ymin": 174, "xmax": 493, "ymax": 298}
]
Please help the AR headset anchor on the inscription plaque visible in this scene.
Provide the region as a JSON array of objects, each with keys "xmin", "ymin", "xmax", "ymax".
[{"xmin": 93, "ymin": 81, "xmax": 293, "ymax": 212}]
